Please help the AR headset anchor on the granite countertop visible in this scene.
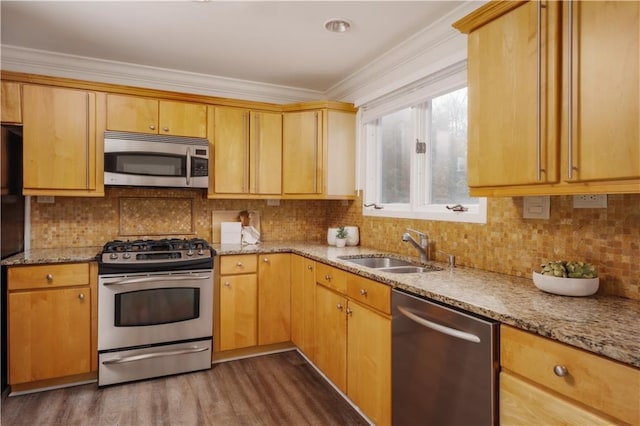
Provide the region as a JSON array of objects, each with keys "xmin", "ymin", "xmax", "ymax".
[{"xmin": 3, "ymin": 242, "xmax": 639, "ymax": 369}]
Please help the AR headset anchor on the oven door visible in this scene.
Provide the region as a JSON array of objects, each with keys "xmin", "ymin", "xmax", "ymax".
[{"xmin": 98, "ymin": 269, "xmax": 213, "ymax": 351}]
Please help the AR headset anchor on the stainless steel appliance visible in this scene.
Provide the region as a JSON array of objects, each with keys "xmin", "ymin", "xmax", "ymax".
[
  {"xmin": 97, "ymin": 238, "xmax": 215, "ymax": 386},
  {"xmin": 392, "ymin": 289, "xmax": 499, "ymax": 426},
  {"xmin": 104, "ymin": 131, "xmax": 209, "ymax": 188}
]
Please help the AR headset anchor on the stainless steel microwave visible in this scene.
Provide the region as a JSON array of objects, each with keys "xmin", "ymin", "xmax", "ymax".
[{"xmin": 104, "ymin": 131, "xmax": 209, "ymax": 188}]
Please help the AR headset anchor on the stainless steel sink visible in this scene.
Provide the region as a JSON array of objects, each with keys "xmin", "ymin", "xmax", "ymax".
[{"xmin": 337, "ymin": 255, "xmax": 442, "ymax": 273}]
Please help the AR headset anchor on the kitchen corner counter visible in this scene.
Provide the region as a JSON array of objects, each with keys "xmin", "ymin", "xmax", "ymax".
[
  {"xmin": 215, "ymin": 242, "xmax": 640, "ymax": 369},
  {"xmin": 0, "ymin": 246, "xmax": 102, "ymax": 266}
]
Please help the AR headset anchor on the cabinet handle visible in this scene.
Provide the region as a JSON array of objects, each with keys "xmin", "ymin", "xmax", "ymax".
[
  {"xmin": 78, "ymin": 293, "xmax": 85, "ymax": 301},
  {"xmin": 224, "ymin": 281, "xmax": 231, "ymax": 287},
  {"xmin": 336, "ymin": 303, "xmax": 343, "ymax": 311},
  {"xmin": 313, "ymin": 112, "xmax": 318, "ymax": 193},
  {"xmin": 567, "ymin": 0, "xmax": 575, "ymax": 180},
  {"xmin": 243, "ymin": 111, "xmax": 248, "ymax": 193},
  {"xmin": 46, "ymin": 274, "xmax": 53, "ymax": 281},
  {"xmin": 553, "ymin": 365, "xmax": 568, "ymax": 377},
  {"xmin": 324, "ymin": 274, "xmax": 332, "ymax": 281},
  {"xmin": 359, "ymin": 288, "xmax": 368, "ymax": 296},
  {"xmin": 254, "ymin": 113, "xmax": 260, "ymax": 193},
  {"xmin": 263, "ymin": 257, "xmax": 269, "ymax": 263},
  {"xmin": 536, "ymin": 0, "xmax": 545, "ymax": 181},
  {"xmin": 149, "ymin": 124, "xmax": 156, "ymax": 130}
]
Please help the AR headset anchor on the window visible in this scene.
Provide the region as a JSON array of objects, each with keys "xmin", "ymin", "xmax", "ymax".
[{"xmin": 360, "ymin": 64, "xmax": 486, "ymax": 223}]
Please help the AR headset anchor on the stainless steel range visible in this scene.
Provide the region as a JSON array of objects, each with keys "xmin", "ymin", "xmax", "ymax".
[{"xmin": 97, "ymin": 238, "xmax": 215, "ymax": 386}]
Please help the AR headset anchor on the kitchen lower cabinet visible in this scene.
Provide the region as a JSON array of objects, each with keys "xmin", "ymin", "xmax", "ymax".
[
  {"xmin": 257, "ymin": 253, "xmax": 291, "ymax": 345},
  {"xmin": 500, "ymin": 325, "xmax": 640, "ymax": 425},
  {"xmin": 7, "ymin": 262, "xmax": 97, "ymax": 387},
  {"xmin": 314, "ymin": 265, "xmax": 391, "ymax": 426},
  {"xmin": 1, "ymin": 81, "xmax": 21, "ymax": 123},
  {"xmin": 22, "ymin": 85, "xmax": 103, "ymax": 196},
  {"xmin": 454, "ymin": 1, "xmax": 640, "ymax": 196},
  {"xmin": 217, "ymin": 255, "xmax": 258, "ymax": 351},
  {"xmin": 290, "ymin": 255, "xmax": 316, "ymax": 361}
]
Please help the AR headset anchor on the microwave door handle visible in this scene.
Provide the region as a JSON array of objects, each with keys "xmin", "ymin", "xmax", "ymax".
[{"xmin": 186, "ymin": 147, "xmax": 192, "ymax": 186}]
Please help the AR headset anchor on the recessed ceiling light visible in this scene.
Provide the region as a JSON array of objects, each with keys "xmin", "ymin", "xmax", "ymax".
[{"xmin": 324, "ymin": 18, "xmax": 351, "ymax": 33}]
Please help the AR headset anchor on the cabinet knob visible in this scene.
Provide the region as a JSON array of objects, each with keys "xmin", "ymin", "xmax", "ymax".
[
  {"xmin": 78, "ymin": 293, "xmax": 85, "ymax": 301},
  {"xmin": 149, "ymin": 124, "xmax": 156, "ymax": 130},
  {"xmin": 553, "ymin": 365, "xmax": 568, "ymax": 377},
  {"xmin": 336, "ymin": 303, "xmax": 343, "ymax": 311},
  {"xmin": 359, "ymin": 288, "xmax": 368, "ymax": 296},
  {"xmin": 325, "ymin": 274, "xmax": 332, "ymax": 281},
  {"xmin": 236, "ymin": 262, "xmax": 243, "ymax": 267},
  {"xmin": 263, "ymin": 257, "xmax": 270, "ymax": 263},
  {"xmin": 162, "ymin": 127, "xmax": 169, "ymax": 132},
  {"xmin": 224, "ymin": 281, "xmax": 231, "ymax": 287},
  {"xmin": 46, "ymin": 274, "xmax": 53, "ymax": 281},
  {"xmin": 346, "ymin": 308, "xmax": 353, "ymax": 316},
  {"xmin": 307, "ymin": 265, "xmax": 313, "ymax": 270}
]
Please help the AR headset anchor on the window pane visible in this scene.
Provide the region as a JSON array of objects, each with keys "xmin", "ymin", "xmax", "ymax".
[
  {"xmin": 430, "ymin": 87, "xmax": 478, "ymax": 204},
  {"xmin": 380, "ymin": 108, "xmax": 412, "ymax": 203}
]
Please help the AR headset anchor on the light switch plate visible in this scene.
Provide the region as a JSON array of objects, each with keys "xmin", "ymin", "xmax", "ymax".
[
  {"xmin": 573, "ymin": 194, "xmax": 607, "ymax": 208},
  {"xmin": 523, "ymin": 196, "xmax": 550, "ymax": 219}
]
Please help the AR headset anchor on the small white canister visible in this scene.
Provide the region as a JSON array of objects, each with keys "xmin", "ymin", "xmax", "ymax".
[
  {"xmin": 344, "ymin": 226, "xmax": 359, "ymax": 246},
  {"xmin": 327, "ymin": 228, "xmax": 339, "ymax": 246}
]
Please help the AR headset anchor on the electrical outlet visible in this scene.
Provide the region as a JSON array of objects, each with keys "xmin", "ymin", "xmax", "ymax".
[
  {"xmin": 36, "ymin": 196, "xmax": 55, "ymax": 203},
  {"xmin": 523, "ymin": 196, "xmax": 550, "ymax": 219},
  {"xmin": 266, "ymin": 199, "xmax": 280, "ymax": 206},
  {"xmin": 573, "ymin": 194, "xmax": 607, "ymax": 208}
]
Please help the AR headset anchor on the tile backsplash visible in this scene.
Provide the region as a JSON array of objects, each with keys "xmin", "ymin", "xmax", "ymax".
[{"xmin": 30, "ymin": 188, "xmax": 639, "ymax": 300}]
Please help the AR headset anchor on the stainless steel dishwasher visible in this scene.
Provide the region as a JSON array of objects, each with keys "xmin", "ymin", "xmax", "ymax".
[{"xmin": 392, "ymin": 289, "xmax": 499, "ymax": 426}]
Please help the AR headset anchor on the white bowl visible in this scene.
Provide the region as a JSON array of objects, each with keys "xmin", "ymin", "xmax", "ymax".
[{"xmin": 532, "ymin": 271, "xmax": 599, "ymax": 297}]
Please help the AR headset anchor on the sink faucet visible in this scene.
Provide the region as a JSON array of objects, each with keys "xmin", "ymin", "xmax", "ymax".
[{"xmin": 401, "ymin": 228, "xmax": 429, "ymax": 263}]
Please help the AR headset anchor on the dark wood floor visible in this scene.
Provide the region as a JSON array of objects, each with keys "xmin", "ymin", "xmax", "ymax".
[{"xmin": 1, "ymin": 350, "xmax": 368, "ymax": 425}]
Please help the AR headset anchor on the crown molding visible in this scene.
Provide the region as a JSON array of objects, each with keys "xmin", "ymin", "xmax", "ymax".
[
  {"xmin": 0, "ymin": 45, "xmax": 323, "ymax": 104},
  {"xmin": 327, "ymin": 1, "xmax": 483, "ymax": 106}
]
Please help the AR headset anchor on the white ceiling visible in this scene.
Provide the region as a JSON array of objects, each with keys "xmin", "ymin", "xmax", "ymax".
[{"xmin": 1, "ymin": 1, "xmax": 478, "ymax": 103}]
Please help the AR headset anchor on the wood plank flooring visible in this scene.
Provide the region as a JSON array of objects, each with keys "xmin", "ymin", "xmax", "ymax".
[{"xmin": 1, "ymin": 350, "xmax": 368, "ymax": 425}]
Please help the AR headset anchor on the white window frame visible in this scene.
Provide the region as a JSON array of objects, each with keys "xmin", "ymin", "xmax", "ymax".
[{"xmin": 358, "ymin": 62, "xmax": 487, "ymax": 224}]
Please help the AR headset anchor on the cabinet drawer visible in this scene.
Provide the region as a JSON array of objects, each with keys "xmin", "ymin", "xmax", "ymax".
[
  {"xmin": 346, "ymin": 274, "xmax": 390, "ymax": 315},
  {"xmin": 315, "ymin": 263, "xmax": 347, "ymax": 294},
  {"xmin": 220, "ymin": 255, "xmax": 257, "ymax": 275},
  {"xmin": 501, "ymin": 325, "xmax": 639, "ymax": 425},
  {"xmin": 8, "ymin": 263, "xmax": 90, "ymax": 290}
]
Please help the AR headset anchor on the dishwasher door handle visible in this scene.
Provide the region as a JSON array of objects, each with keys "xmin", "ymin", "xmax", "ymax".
[{"xmin": 397, "ymin": 305, "xmax": 481, "ymax": 343}]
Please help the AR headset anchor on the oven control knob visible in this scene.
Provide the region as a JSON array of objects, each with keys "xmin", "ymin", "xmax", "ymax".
[
  {"xmin": 110, "ymin": 253, "xmax": 118, "ymax": 260},
  {"xmin": 123, "ymin": 252, "xmax": 131, "ymax": 259},
  {"xmin": 187, "ymin": 249, "xmax": 194, "ymax": 256},
  {"xmin": 198, "ymin": 249, "xmax": 205, "ymax": 256}
]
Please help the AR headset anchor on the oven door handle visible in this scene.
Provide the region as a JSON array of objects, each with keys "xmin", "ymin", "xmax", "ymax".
[
  {"xmin": 103, "ymin": 274, "xmax": 211, "ymax": 286},
  {"xmin": 102, "ymin": 345, "xmax": 209, "ymax": 365}
]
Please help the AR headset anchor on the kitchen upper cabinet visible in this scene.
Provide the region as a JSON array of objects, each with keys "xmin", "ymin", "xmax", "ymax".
[
  {"xmin": 217, "ymin": 255, "xmax": 258, "ymax": 351},
  {"xmin": 257, "ymin": 253, "xmax": 291, "ymax": 345},
  {"xmin": 290, "ymin": 255, "xmax": 316, "ymax": 361},
  {"xmin": 282, "ymin": 105, "xmax": 356, "ymax": 199},
  {"xmin": 22, "ymin": 85, "xmax": 104, "ymax": 196},
  {"xmin": 7, "ymin": 263, "xmax": 97, "ymax": 388},
  {"xmin": 209, "ymin": 106, "xmax": 282, "ymax": 198},
  {"xmin": 106, "ymin": 94, "xmax": 207, "ymax": 138},
  {"xmin": 314, "ymin": 264, "xmax": 391, "ymax": 426},
  {"xmin": 500, "ymin": 325, "xmax": 639, "ymax": 425},
  {"xmin": 1, "ymin": 81, "xmax": 22, "ymax": 123},
  {"xmin": 454, "ymin": 1, "xmax": 640, "ymax": 196}
]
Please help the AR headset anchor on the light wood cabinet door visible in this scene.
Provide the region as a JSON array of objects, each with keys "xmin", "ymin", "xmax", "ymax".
[
  {"xmin": 1, "ymin": 81, "xmax": 21, "ymax": 123},
  {"xmin": 314, "ymin": 284, "xmax": 347, "ymax": 393},
  {"xmin": 566, "ymin": 1, "xmax": 640, "ymax": 182},
  {"xmin": 158, "ymin": 100, "xmax": 207, "ymax": 138},
  {"xmin": 257, "ymin": 253, "xmax": 291, "ymax": 345},
  {"xmin": 219, "ymin": 274, "xmax": 257, "ymax": 351},
  {"xmin": 290, "ymin": 255, "xmax": 316, "ymax": 361},
  {"xmin": 250, "ymin": 111, "xmax": 282, "ymax": 195},
  {"xmin": 22, "ymin": 85, "xmax": 96, "ymax": 192},
  {"xmin": 9, "ymin": 287, "xmax": 91, "ymax": 384},
  {"xmin": 347, "ymin": 301, "xmax": 391, "ymax": 426},
  {"xmin": 283, "ymin": 110, "xmax": 322, "ymax": 195},
  {"xmin": 106, "ymin": 94, "xmax": 158, "ymax": 134},
  {"xmin": 212, "ymin": 106, "xmax": 248, "ymax": 194},
  {"xmin": 465, "ymin": 1, "xmax": 561, "ymax": 188}
]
